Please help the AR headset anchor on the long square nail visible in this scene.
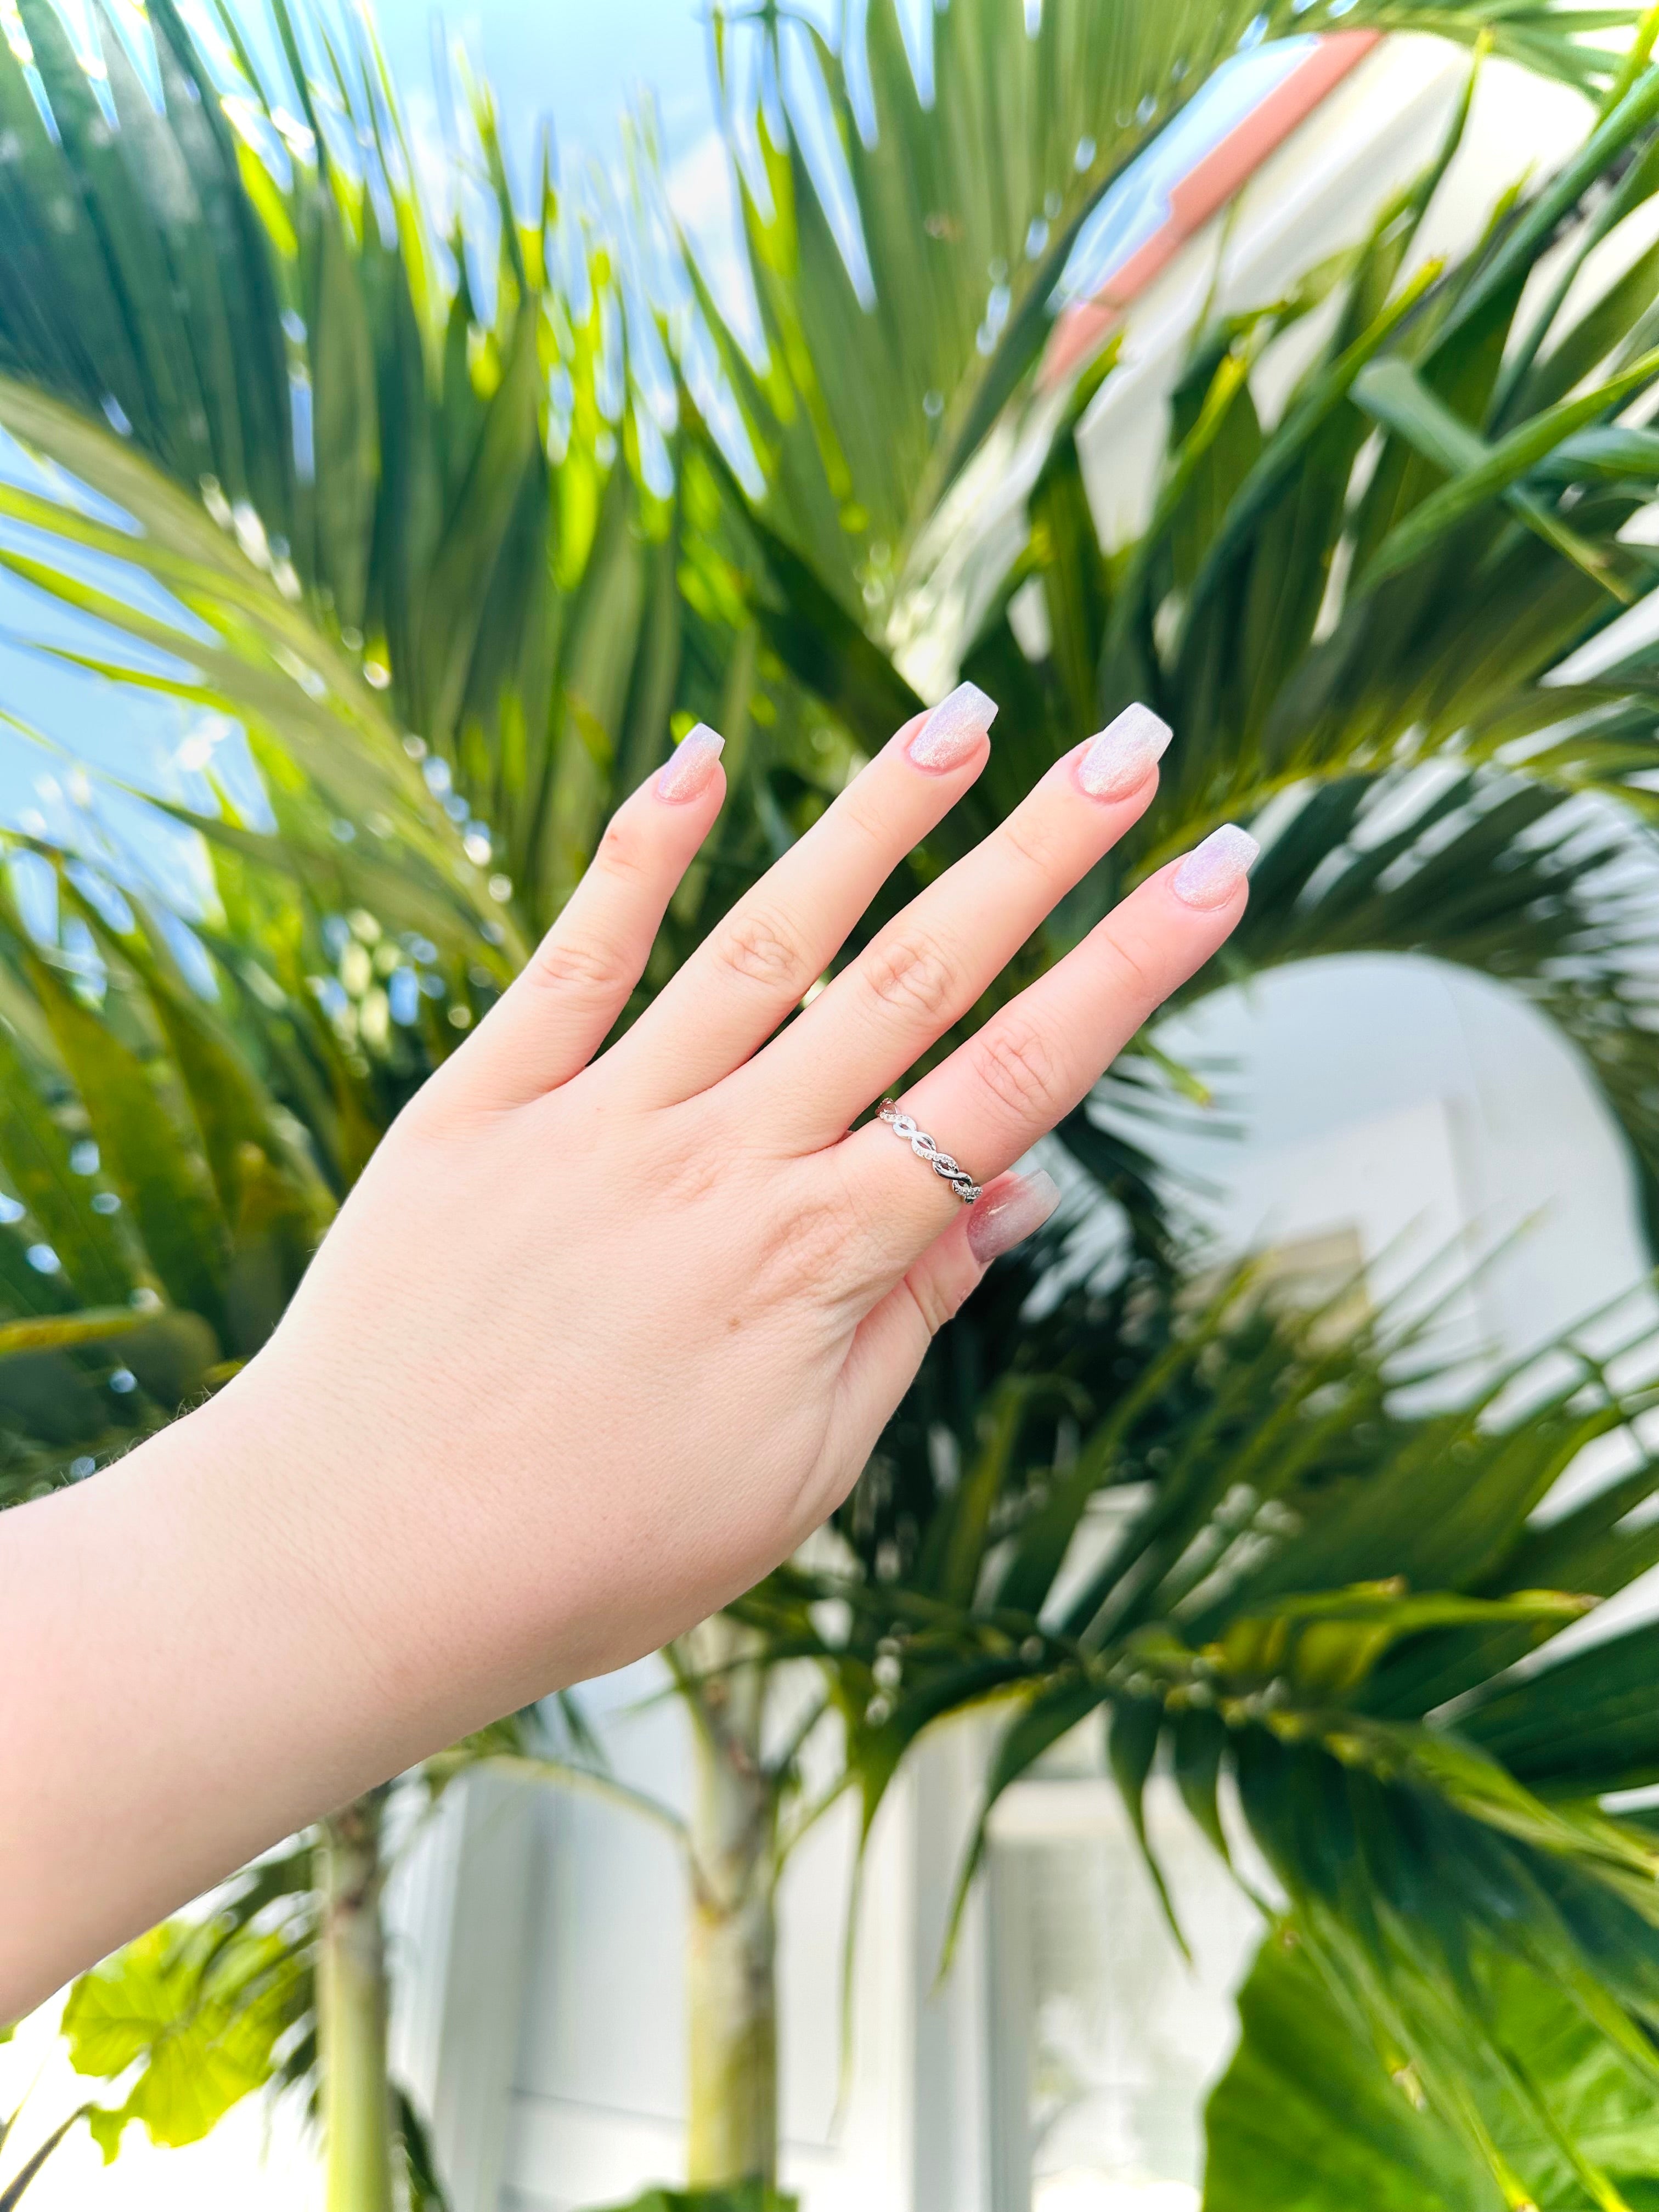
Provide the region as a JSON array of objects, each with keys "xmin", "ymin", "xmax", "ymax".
[
  {"xmin": 907, "ymin": 681, "xmax": 998, "ymax": 772},
  {"xmin": 967, "ymin": 1170, "xmax": 1060, "ymax": 1264},
  {"xmin": 1172, "ymin": 823, "xmax": 1258, "ymax": 909},
  {"xmin": 657, "ymin": 723, "xmax": 725, "ymax": 802},
  {"xmin": 1076, "ymin": 703, "xmax": 1172, "ymax": 800}
]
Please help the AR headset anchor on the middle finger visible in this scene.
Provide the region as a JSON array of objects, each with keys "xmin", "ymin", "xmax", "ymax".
[{"xmin": 737, "ymin": 702, "xmax": 1172, "ymax": 1144}]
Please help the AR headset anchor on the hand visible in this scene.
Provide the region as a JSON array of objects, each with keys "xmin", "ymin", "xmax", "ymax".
[
  {"xmin": 0, "ymin": 686, "xmax": 1255, "ymax": 2009},
  {"xmin": 252, "ymin": 685, "xmax": 1254, "ymax": 1688}
]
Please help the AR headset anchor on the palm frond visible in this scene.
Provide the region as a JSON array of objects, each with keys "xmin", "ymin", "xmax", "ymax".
[
  {"xmin": 692, "ymin": 0, "xmax": 1632, "ymax": 629},
  {"xmin": 0, "ymin": 0, "xmax": 854, "ymax": 953},
  {"xmin": 688, "ymin": 47, "xmax": 1659, "ymax": 1233},
  {"xmin": 742, "ymin": 1244, "xmax": 1659, "ymax": 2209}
]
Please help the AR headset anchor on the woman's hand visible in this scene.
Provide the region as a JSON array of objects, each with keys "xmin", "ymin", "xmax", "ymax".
[
  {"xmin": 264, "ymin": 685, "xmax": 1252, "ymax": 1674},
  {"xmin": 0, "ymin": 689, "xmax": 1255, "ymax": 2010}
]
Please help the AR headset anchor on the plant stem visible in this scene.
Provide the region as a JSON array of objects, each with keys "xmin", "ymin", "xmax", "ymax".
[
  {"xmin": 681, "ymin": 1620, "xmax": 780, "ymax": 2190},
  {"xmin": 318, "ymin": 1793, "xmax": 393, "ymax": 2212}
]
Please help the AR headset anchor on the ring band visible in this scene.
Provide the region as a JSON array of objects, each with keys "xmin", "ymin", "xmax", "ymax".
[{"xmin": 877, "ymin": 1099, "xmax": 982, "ymax": 1205}]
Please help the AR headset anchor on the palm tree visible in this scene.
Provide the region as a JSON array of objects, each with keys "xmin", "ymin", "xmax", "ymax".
[{"xmin": 2, "ymin": 1, "xmax": 1658, "ymax": 2207}]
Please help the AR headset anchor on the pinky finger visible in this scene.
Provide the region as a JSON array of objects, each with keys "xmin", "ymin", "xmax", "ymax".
[
  {"xmin": 447, "ymin": 725, "xmax": 726, "ymax": 1109},
  {"xmin": 829, "ymin": 1169, "xmax": 1061, "ymax": 1471}
]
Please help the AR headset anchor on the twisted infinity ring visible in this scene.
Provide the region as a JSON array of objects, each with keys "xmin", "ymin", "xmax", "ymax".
[{"xmin": 876, "ymin": 1099, "xmax": 983, "ymax": 1205}]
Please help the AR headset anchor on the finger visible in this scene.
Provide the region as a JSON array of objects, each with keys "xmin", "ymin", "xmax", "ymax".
[
  {"xmin": 743, "ymin": 704, "xmax": 1173, "ymax": 1144},
  {"xmin": 448, "ymin": 725, "xmax": 727, "ymax": 1108},
  {"xmin": 838, "ymin": 824, "xmax": 1257, "ymax": 1263},
  {"xmin": 607, "ymin": 683, "xmax": 998, "ymax": 1105},
  {"xmin": 827, "ymin": 1170, "xmax": 1062, "ymax": 1477}
]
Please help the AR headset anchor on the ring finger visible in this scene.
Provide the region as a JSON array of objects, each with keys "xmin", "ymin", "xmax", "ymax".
[{"xmin": 840, "ymin": 825, "xmax": 1259, "ymax": 1263}]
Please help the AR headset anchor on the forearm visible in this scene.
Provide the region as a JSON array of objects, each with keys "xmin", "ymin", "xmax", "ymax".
[
  {"xmin": 1, "ymin": 1322, "xmax": 735, "ymax": 2021},
  {"xmin": 2, "ymin": 1378, "xmax": 452, "ymax": 2019}
]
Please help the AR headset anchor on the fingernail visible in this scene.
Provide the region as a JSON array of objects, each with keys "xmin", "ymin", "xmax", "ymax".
[
  {"xmin": 967, "ymin": 1169, "xmax": 1060, "ymax": 1265},
  {"xmin": 906, "ymin": 681, "xmax": 998, "ymax": 772},
  {"xmin": 656, "ymin": 723, "xmax": 725, "ymax": 802},
  {"xmin": 1076, "ymin": 702, "xmax": 1172, "ymax": 800},
  {"xmin": 1171, "ymin": 823, "xmax": 1259, "ymax": 909}
]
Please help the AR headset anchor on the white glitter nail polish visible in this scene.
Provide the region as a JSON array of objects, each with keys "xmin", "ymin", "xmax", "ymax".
[
  {"xmin": 1076, "ymin": 703, "xmax": 1172, "ymax": 800},
  {"xmin": 656, "ymin": 723, "xmax": 725, "ymax": 802},
  {"xmin": 907, "ymin": 681, "xmax": 1000, "ymax": 771},
  {"xmin": 1172, "ymin": 824, "xmax": 1259, "ymax": 909}
]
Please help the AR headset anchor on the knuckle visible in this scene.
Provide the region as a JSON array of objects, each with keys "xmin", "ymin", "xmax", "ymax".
[
  {"xmin": 829, "ymin": 1151, "xmax": 900, "ymax": 1277},
  {"xmin": 594, "ymin": 812, "xmax": 650, "ymax": 883},
  {"xmin": 1096, "ymin": 926, "xmax": 1164, "ymax": 1008},
  {"xmin": 861, "ymin": 930, "xmax": 960, "ymax": 1023},
  {"xmin": 752, "ymin": 1157, "xmax": 890, "ymax": 1307},
  {"xmin": 968, "ymin": 1017, "xmax": 1058, "ymax": 1120},
  {"xmin": 652, "ymin": 1138, "xmax": 726, "ymax": 1210},
  {"xmin": 906, "ymin": 1271, "xmax": 957, "ymax": 1341},
  {"xmin": 714, "ymin": 907, "xmax": 818, "ymax": 998},
  {"xmin": 528, "ymin": 932, "xmax": 625, "ymax": 998},
  {"xmin": 753, "ymin": 1189, "xmax": 855, "ymax": 1301},
  {"xmin": 1000, "ymin": 805, "xmax": 1068, "ymax": 878}
]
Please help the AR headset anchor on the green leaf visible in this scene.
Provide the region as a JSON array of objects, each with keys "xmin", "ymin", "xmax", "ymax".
[
  {"xmin": 1215, "ymin": 1585, "xmax": 1593, "ymax": 1700},
  {"xmin": 1352, "ymin": 356, "xmax": 1627, "ymax": 592},
  {"xmin": 942, "ymin": 1672, "xmax": 1109, "ymax": 1955},
  {"xmin": 20, "ymin": 949, "xmax": 229, "ymax": 1333},
  {"xmin": 1204, "ymin": 1927, "xmax": 1659, "ymax": 2212},
  {"xmin": 1108, "ymin": 1693, "xmax": 1190, "ymax": 1957},
  {"xmin": 1356, "ymin": 348, "xmax": 1659, "ymax": 597},
  {"xmin": 1461, "ymin": 1623, "xmax": 1659, "ymax": 1798},
  {"xmin": 64, "ymin": 1918, "xmax": 307, "ymax": 2151},
  {"xmin": 394, "ymin": 2084, "xmax": 452, "ymax": 2212},
  {"xmin": 0, "ymin": 990, "xmax": 132, "ymax": 1312}
]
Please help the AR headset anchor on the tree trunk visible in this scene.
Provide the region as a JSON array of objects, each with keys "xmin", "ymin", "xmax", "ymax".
[
  {"xmin": 681, "ymin": 1620, "xmax": 780, "ymax": 2191},
  {"xmin": 319, "ymin": 1793, "xmax": 393, "ymax": 2212}
]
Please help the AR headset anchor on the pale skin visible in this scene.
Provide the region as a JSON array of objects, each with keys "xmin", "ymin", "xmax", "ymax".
[{"xmin": 0, "ymin": 686, "xmax": 1255, "ymax": 2018}]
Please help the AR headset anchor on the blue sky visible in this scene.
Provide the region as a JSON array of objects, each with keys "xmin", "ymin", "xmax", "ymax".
[
  {"xmin": 370, "ymin": 0, "xmax": 719, "ymax": 170},
  {"xmin": 361, "ymin": 0, "xmax": 854, "ymax": 190}
]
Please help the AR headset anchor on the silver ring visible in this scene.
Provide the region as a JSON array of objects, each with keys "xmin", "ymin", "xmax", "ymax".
[{"xmin": 877, "ymin": 1099, "xmax": 982, "ymax": 1205}]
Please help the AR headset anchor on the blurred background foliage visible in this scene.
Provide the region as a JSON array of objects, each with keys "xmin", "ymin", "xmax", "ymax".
[{"xmin": 5, "ymin": 0, "xmax": 1659, "ymax": 2208}]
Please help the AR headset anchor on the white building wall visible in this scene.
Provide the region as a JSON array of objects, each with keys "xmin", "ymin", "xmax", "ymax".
[{"xmin": 1074, "ymin": 39, "xmax": 1597, "ymax": 554}]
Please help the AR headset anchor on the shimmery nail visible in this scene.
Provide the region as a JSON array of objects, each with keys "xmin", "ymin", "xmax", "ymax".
[
  {"xmin": 1171, "ymin": 823, "xmax": 1259, "ymax": 909},
  {"xmin": 906, "ymin": 681, "xmax": 999, "ymax": 772},
  {"xmin": 1076, "ymin": 702, "xmax": 1172, "ymax": 800},
  {"xmin": 967, "ymin": 1169, "xmax": 1061, "ymax": 1265},
  {"xmin": 656, "ymin": 723, "xmax": 725, "ymax": 802}
]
